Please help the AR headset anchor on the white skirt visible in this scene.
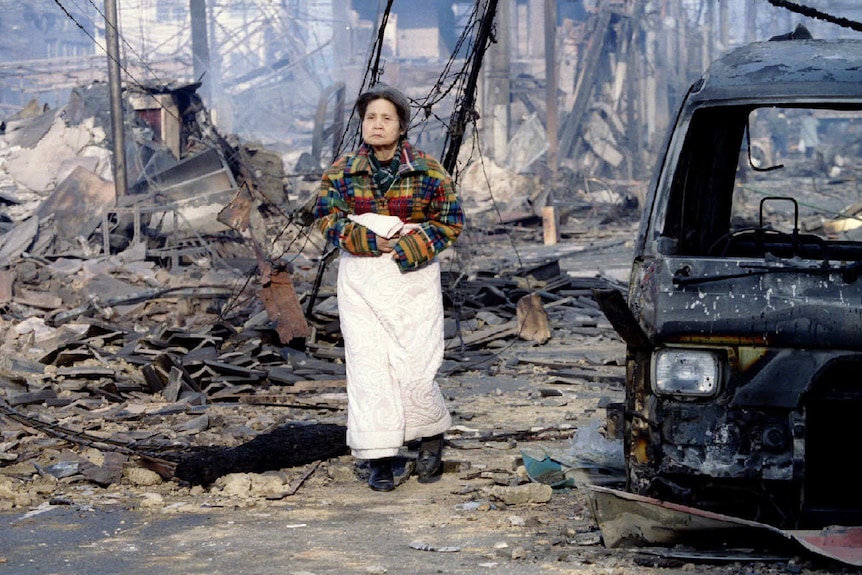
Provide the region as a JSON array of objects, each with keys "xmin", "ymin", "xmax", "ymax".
[{"xmin": 337, "ymin": 251, "xmax": 452, "ymax": 459}]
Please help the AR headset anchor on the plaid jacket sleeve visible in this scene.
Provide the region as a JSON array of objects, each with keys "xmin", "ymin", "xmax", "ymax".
[
  {"xmin": 312, "ymin": 156, "xmax": 381, "ymax": 256},
  {"xmin": 392, "ymin": 155, "xmax": 464, "ymax": 271}
]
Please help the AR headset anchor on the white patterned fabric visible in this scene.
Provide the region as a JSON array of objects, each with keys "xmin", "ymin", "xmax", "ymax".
[
  {"xmin": 347, "ymin": 213, "xmax": 404, "ymax": 238},
  {"xmin": 337, "ymin": 251, "xmax": 452, "ymax": 459}
]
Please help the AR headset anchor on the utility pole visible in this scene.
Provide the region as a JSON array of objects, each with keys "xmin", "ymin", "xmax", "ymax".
[
  {"xmin": 190, "ymin": 0, "xmax": 211, "ymax": 103},
  {"xmin": 544, "ymin": 0, "xmax": 558, "ymax": 176},
  {"xmin": 703, "ymin": 0, "xmax": 714, "ymax": 71},
  {"xmin": 745, "ymin": 0, "xmax": 757, "ymax": 42},
  {"xmin": 485, "ymin": 0, "xmax": 511, "ymax": 163},
  {"xmin": 104, "ymin": 0, "xmax": 127, "ymax": 199}
]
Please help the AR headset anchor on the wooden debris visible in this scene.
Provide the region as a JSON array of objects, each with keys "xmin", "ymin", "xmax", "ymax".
[
  {"xmin": 446, "ymin": 320, "xmax": 518, "ymax": 351},
  {"xmin": 542, "ymin": 206, "xmax": 560, "ymax": 246},
  {"xmin": 283, "ymin": 460, "xmax": 322, "ymax": 496},
  {"xmin": 516, "ymin": 293, "xmax": 551, "ymax": 344}
]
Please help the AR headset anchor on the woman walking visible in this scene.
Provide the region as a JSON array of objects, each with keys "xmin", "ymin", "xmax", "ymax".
[{"xmin": 313, "ymin": 84, "xmax": 464, "ymax": 491}]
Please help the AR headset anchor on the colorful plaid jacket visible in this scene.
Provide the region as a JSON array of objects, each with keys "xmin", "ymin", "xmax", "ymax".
[{"xmin": 314, "ymin": 140, "xmax": 464, "ymax": 271}]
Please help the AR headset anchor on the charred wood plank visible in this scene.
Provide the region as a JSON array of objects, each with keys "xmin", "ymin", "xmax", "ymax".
[
  {"xmin": 56, "ymin": 366, "xmax": 116, "ymax": 378},
  {"xmin": 547, "ymin": 367, "xmax": 625, "ymax": 384},
  {"xmin": 153, "ymin": 353, "xmax": 202, "ymax": 392},
  {"xmin": 141, "ymin": 364, "xmax": 164, "ymax": 393},
  {"xmin": 559, "ymin": 9, "xmax": 613, "ymax": 160},
  {"xmin": 238, "ymin": 396, "xmax": 344, "ymax": 411},
  {"xmin": 445, "ymin": 320, "xmax": 519, "ymax": 350},
  {"xmin": 264, "ymin": 366, "xmax": 302, "ymax": 386},
  {"xmin": 6, "ymin": 389, "xmax": 57, "ymax": 406}
]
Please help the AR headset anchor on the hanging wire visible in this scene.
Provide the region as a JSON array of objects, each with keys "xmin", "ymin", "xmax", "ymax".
[
  {"xmin": 52, "ymin": 0, "xmax": 186, "ymax": 126},
  {"xmin": 368, "ymin": 0, "xmax": 396, "ymax": 87},
  {"xmin": 764, "ymin": 0, "xmax": 862, "ymax": 32},
  {"xmin": 410, "ymin": 2, "xmax": 484, "ymax": 155},
  {"xmin": 47, "ymin": 0, "xmax": 538, "ymax": 349},
  {"xmin": 334, "ymin": 0, "xmax": 397, "ymax": 157}
]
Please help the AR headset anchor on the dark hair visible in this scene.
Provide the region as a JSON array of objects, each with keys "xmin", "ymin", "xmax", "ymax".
[{"xmin": 355, "ymin": 84, "xmax": 410, "ymax": 135}]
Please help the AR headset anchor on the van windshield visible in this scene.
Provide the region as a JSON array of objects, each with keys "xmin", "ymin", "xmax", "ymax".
[{"xmin": 665, "ymin": 105, "xmax": 862, "ymax": 262}]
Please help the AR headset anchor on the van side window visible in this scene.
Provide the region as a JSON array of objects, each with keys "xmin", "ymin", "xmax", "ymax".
[{"xmin": 662, "ymin": 108, "xmax": 746, "ymax": 256}]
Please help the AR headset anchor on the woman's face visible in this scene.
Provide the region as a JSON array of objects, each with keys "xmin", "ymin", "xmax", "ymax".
[{"xmin": 362, "ymin": 98, "xmax": 404, "ymax": 158}]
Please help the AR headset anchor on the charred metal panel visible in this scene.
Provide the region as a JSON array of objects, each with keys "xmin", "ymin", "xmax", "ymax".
[
  {"xmin": 585, "ymin": 484, "xmax": 862, "ymax": 567},
  {"xmin": 731, "ymin": 349, "xmax": 839, "ymax": 408},
  {"xmin": 634, "ymin": 256, "xmax": 862, "ymax": 350},
  {"xmin": 593, "ymin": 288, "xmax": 652, "ymax": 350},
  {"xmin": 655, "ymin": 402, "xmax": 794, "ymax": 480},
  {"xmin": 689, "ymin": 40, "xmax": 862, "ymax": 104}
]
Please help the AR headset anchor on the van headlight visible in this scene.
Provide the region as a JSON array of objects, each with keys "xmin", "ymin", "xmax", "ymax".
[{"xmin": 653, "ymin": 349, "xmax": 721, "ymax": 397}]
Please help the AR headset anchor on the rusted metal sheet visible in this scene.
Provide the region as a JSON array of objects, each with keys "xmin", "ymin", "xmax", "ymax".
[
  {"xmin": 217, "ymin": 184, "xmax": 253, "ymax": 232},
  {"xmin": 584, "ymin": 484, "xmax": 862, "ymax": 567},
  {"xmin": 36, "ymin": 165, "xmax": 116, "ymax": 244},
  {"xmin": 258, "ymin": 261, "xmax": 311, "ymax": 344},
  {"xmin": 792, "ymin": 527, "xmax": 862, "ymax": 567},
  {"xmin": 583, "ymin": 484, "xmax": 789, "ymax": 549},
  {"xmin": 219, "ymin": 182, "xmax": 310, "ymax": 344}
]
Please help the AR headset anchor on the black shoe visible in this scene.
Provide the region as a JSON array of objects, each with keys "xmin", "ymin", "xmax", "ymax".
[
  {"xmin": 368, "ymin": 458, "xmax": 395, "ymax": 491},
  {"xmin": 416, "ymin": 434, "xmax": 444, "ymax": 482}
]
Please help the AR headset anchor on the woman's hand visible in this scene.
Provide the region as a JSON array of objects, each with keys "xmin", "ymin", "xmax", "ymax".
[{"xmin": 378, "ymin": 236, "xmax": 399, "ymax": 253}]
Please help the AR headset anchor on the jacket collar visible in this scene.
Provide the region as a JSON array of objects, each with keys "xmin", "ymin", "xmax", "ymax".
[{"xmin": 346, "ymin": 140, "xmax": 428, "ymax": 176}]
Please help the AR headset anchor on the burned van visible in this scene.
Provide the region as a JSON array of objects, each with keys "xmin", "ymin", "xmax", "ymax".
[{"xmin": 595, "ymin": 37, "xmax": 862, "ymax": 528}]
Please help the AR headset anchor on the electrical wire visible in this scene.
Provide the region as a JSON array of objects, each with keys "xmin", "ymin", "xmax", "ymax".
[
  {"xmin": 764, "ymin": 0, "xmax": 862, "ymax": 32},
  {"xmin": 334, "ymin": 0, "xmax": 397, "ymax": 157},
  {"xmin": 45, "ymin": 0, "xmax": 581, "ymax": 361},
  {"xmin": 52, "ymin": 0, "xmax": 186, "ymax": 125}
]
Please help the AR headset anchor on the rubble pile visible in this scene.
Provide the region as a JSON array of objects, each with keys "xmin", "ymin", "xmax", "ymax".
[{"xmin": 0, "ymin": 82, "xmax": 632, "ymax": 509}]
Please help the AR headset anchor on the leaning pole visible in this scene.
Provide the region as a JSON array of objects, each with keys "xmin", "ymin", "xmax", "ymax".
[
  {"xmin": 104, "ymin": 0, "xmax": 128, "ymax": 199},
  {"xmin": 441, "ymin": 0, "xmax": 499, "ymax": 175}
]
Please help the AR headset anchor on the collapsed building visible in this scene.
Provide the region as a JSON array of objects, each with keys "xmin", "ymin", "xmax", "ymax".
[{"xmin": 0, "ymin": 76, "xmax": 342, "ymax": 419}]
